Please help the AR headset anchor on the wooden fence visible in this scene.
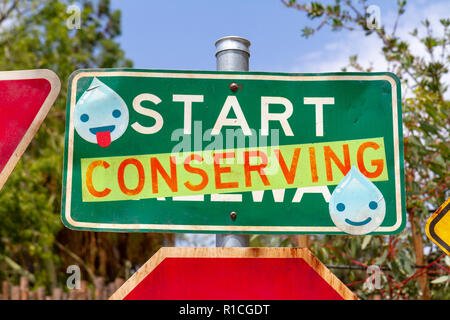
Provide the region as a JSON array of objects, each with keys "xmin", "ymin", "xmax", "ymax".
[{"xmin": 0, "ymin": 276, "xmax": 124, "ymax": 300}]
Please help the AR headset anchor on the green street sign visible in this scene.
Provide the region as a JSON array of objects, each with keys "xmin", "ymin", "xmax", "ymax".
[{"xmin": 62, "ymin": 69, "xmax": 406, "ymax": 235}]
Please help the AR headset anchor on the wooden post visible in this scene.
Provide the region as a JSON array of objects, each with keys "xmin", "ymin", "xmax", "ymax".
[
  {"xmin": 94, "ymin": 277, "xmax": 104, "ymax": 300},
  {"xmin": 86, "ymin": 286, "xmax": 93, "ymax": 300},
  {"xmin": 410, "ymin": 211, "xmax": 431, "ymax": 299},
  {"xmin": 79, "ymin": 280, "xmax": 87, "ymax": 300},
  {"xmin": 68, "ymin": 288, "xmax": 76, "ymax": 300},
  {"xmin": 10, "ymin": 285, "xmax": 20, "ymax": 300},
  {"xmin": 19, "ymin": 276, "xmax": 29, "ymax": 300},
  {"xmin": 2, "ymin": 280, "xmax": 9, "ymax": 300},
  {"xmin": 53, "ymin": 287, "xmax": 63, "ymax": 300},
  {"xmin": 36, "ymin": 286, "xmax": 46, "ymax": 300}
]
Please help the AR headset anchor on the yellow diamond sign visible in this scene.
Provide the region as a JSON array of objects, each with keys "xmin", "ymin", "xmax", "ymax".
[{"xmin": 426, "ymin": 198, "xmax": 450, "ymax": 255}]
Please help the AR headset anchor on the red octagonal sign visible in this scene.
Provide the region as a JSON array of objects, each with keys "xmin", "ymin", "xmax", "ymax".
[
  {"xmin": 0, "ymin": 70, "xmax": 60, "ymax": 191},
  {"xmin": 110, "ymin": 247, "xmax": 357, "ymax": 300}
]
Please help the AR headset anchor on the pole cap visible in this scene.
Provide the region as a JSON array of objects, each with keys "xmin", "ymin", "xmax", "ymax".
[{"xmin": 215, "ymin": 36, "xmax": 251, "ymax": 56}]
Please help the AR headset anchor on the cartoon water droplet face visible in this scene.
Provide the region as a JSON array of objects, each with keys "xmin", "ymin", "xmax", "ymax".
[
  {"xmin": 74, "ymin": 78, "xmax": 129, "ymax": 147},
  {"xmin": 329, "ymin": 166, "xmax": 386, "ymax": 235}
]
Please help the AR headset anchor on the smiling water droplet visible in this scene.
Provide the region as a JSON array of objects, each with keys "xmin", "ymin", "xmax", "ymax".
[
  {"xmin": 329, "ymin": 166, "xmax": 386, "ymax": 235},
  {"xmin": 74, "ymin": 77, "xmax": 129, "ymax": 147}
]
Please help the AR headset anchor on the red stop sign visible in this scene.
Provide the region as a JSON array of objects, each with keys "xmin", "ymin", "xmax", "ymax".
[
  {"xmin": 0, "ymin": 70, "xmax": 60, "ymax": 190},
  {"xmin": 110, "ymin": 248, "xmax": 357, "ymax": 300}
]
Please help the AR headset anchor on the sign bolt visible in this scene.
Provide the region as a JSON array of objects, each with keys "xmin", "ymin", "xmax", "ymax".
[
  {"xmin": 230, "ymin": 211, "xmax": 237, "ymax": 220},
  {"xmin": 229, "ymin": 82, "xmax": 239, "ymax": 92}
]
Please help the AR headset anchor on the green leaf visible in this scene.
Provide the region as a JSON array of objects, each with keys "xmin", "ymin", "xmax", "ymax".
[
  {"xmin": 431, "ymin": 276, "xmax": 449, "ymax": 284},
  {"xmin": 444, "ymin": 256, "xmax": 450, "ymax": 267},
  {"xmin": 361, "ymin": 235, "xmax": 372, "ymax": 250},
  {"xmin": 374, "ymin": 250, "xmax": 388, "ymax": 265}
]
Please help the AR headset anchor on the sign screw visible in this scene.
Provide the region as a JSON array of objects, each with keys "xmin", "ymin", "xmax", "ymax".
[
  {"xmin": 229, "ymin": 82, "xmax": 239, "ymax": 92},
  {"xmin": 230, "ymin": 212, "xmax": 237, "ymax": 220}
]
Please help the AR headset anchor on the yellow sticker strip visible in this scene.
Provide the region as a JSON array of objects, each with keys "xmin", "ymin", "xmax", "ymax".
[{"xmin": 80, "ymin": 137, "xmax": 387, "ymax": 202}]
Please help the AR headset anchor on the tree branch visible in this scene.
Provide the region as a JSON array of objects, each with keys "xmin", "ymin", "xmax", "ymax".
[
  {"xmin": 0, "ymin": 0, "xmax": 19, "ymax": 26},
  {"xmin": 55, "ymin": 241, "xmax": 96, "ymax": 284},
  {"xmin": 0, "ymin": 253, "xmax": 36, "ymax": 283}
]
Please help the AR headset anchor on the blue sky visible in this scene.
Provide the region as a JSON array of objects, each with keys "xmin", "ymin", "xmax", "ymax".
[{"xmin": 110, "ymin": 0, "xmax": 450, "ymax": 75}]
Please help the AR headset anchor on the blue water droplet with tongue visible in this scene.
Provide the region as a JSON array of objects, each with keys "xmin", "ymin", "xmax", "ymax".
[
  {"xmin": 329, "ymin": 166, "xmax": 386, "ymax": 235},
  {"xmin": 73, "ymin": 77, "xmax": 129, "ymax": 147}
]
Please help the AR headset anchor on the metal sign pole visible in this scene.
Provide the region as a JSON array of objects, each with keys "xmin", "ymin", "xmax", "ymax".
[{"xmin": 215, "ymin": 36, "xmax": 251, "ymax": 247}]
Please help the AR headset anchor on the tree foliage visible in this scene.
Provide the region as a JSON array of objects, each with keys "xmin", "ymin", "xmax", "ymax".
[
  {"xmin": 0, "ymin": 0, "xmax": 163, "ymax": 291},
  {"xmin": 281, "ymin": 0, "xmax": 449, "ymax": 299}
]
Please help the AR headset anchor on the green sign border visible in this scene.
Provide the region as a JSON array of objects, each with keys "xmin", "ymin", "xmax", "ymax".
[{"xmin": 61, "ymin": 69, "xmax": 406, "ymax": 234}]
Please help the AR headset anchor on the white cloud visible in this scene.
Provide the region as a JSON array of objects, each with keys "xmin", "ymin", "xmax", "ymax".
[{"xmin": 290, "ymin": 32, "xmax": 387, "ymax": 73}]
